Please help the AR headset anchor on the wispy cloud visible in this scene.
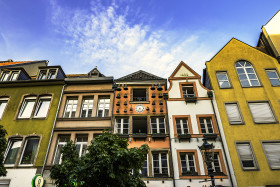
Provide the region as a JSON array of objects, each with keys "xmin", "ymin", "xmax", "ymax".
[{"xmin": 50, "ymin": 0, "xmax": 215, "ymax": 78}]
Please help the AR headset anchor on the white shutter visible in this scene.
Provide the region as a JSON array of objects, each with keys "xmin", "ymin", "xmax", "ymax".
[
  {"xmin": 237, "ymin": 143, "xmax": 253, "ymax": 161},
  {"xmin": 248, "ymin": 103, "xmax": 276, "ymax": 123},
  {"xmin": 225, "ymin": 104, "xmax": 242, "ymax": 124},
  {"xmin": 263, "ymin": 143, "xmax": 280, "ymax": 169}
]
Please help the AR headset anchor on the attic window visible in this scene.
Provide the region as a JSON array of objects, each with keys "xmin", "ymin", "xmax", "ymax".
[
  {"xmin": 133, "ymin": 89, "xmax": 147, "ymax": 101},
  {"xmin": 37, "ymin": 69, "xmax": 57, "ymax": 80},
  {"xmin": 0, "ymin": 70, "xmax": 20, "ymax": 82}
]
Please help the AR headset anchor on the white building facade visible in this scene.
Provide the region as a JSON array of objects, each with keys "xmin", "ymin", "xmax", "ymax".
[{"xmin": 167, "ymin": 62, "xmax": 235, "ymax": 187}]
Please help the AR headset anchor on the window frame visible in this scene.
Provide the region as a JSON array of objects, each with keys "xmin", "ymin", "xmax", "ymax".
[
  {"xmin": 115, "ymin": 117, "xmax": 129, "ymax": 134},
  {"xmin": 53, "ymin": 135, "xmax": 71, "ymax": 165},
  {"xmin": 196, "ymin": 115, "xmax": 218, "ymax": 135},
  {"xmin": 152, "ymin": 152, "xmax": 169, "ymax": 177},
  {"xmin": 63, "ymin": 97, "xmax": 78, "ymax": 118},
  {"xmin": 17, "ymin": 96, "xmax": 37, "ymax": 119},
  {"xmin": 0, "ymin": 70, "xmax": 20, "ymax": 82},
  {"xmin": 176, "ymin": 150, "xmax": 201, "ymax": 178},
  {"xmin": 265, "ymin": 69, "xmax": 280, "ymax": 87},
  {"xmin": 203, "ymin": 150, "xmax": 227, "ymax": 176},
  {"xmin": 37, "ymin": 68, "xmax": 58, "ymax": 80},
  {"xmin": 33, "ymin": 95, "xmax": 52, "ymax": 118},
  {"xmin": 261, "ymin": 140, "xmax": 280, "ymax": 170},
  {"xmin": 132, "ymin": 88, "xmax": 148, "ymax": 102},
  {"xmin": 247, "ymin": 101, "xmax": 277, "ymax": 124},
  {"xmin": 80, "ymin": 97, "xmax": 94, "ymax": 118},
  {"xmin": 140, "ymin": 154, "xmax": 148, "ymax": 177},
  {"xmin": 75, "ymin": 135, "xmax": 88, "ymax": 158},
  {"xmin": 173, "ymin": 115, "xmax": 193, "ymax": 137},
  {"xmin": 216, "ymin": 71, "xmax": 232, "ymax": 89},
  {"xmin": 235, "ymin": 60, "xmax": 261, "ymax": 87},
  {"xmin": 179, "ymin": 82, "xmax": 198, "ymax": 99},
  {"xmin": 150, "ymin": 117, "xmax": 166, "ymax": 134},
  {"xmin": 235, "ymin": 141, "xmax": 259, "ymax": 171},
  {"xmin": 97, "ymin": 97, "xmax": 110, "ymax": 117},
  {"xmin": 19, "ymin": 137, "xmax": 40, "ymax": 166},
  {"xmin": 0, "ymin": 97, "xmax": 9, "ymax": 120},
  {"xmin": 224, "ymin": 102, "xmax": 244, "ymax": 125},
  {"xmin": 4, "ymin": 138, "xmax": 23, "ymax": 166}
]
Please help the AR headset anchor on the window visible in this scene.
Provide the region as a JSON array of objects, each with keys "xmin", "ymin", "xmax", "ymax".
[
  {"xmin": 18, "ymin": 96, "xmax": 36, "ymax": 118},
  {"xmin": 216, "ymin": 72, "xmax": 231, "ymax": 88},
  {"xmin": 151, "ymin": 117, "xmax": 165, "ymax": 134},
  {"xmin": 262, "ymin": 142, "xmax": 280, "ymax": 170},
  {"xmin": 141, "ymin": 155, "xmax": 148, "ymax": 177},
  {"xmin": 19, "ymin": 137, "xmax": 39, "ymax": 165},
  {"xmin": 199, "ymin": 117, "xmax": 214, "ymax": 134},
  {"xmin": 115, "ymin": 118, "xmax": 129, "ymax": 134},
  {"xmin": 248, "ymin": 102, "xmax": 276, "ymax": 123},
  {"xmin": 0, "ymin": 97, "xmax": 8, "ymax": 119},
  {"xmin": 53, "ymin": 135, "xmax": 70, "ymax": 164},
  {"xmin": 75, "ymin": 135, "xmax": 88, "ymax": 157},
  {"xmin": 0, "ymin": 180, "xmax": 10, "ymax": 187},
  {"xmin": 207, "ymin": 152, "xmax": 222, "ymax": 173},
  {"xmin": 4, "ymin": 139, "xmax": 23, "ymax": 165},
  {"xmin": 0, "ymin": 71, "xmax": 20, "ymax": 82},
  {"xmin": 63, "ymin": 98, "xmax": 78, "ymax": 118},
  {"xmin": 133, "ymin": 116, "xmax": 147, "ymax": 134},
  {"xmin": 176, "ymin": 118, "xmax": 189, "ymax": 135},
  {"xmin": 236, "ymin": 142, "xmax": 258, "ymax": 170},
  {"xmin": 182, "ymin": 86, "xmax": 195, "ymax": 98},
  {"xmin": 152, "ymin": 152, "xmax": 168, "ymax": 176},
  {"xmin": 97, "ymin": 98, "xmax": 110, "ymax": 117},
  {"xmin": 80, "ymin": 97, "xmax": 94, "ymax": 118},
  {"xmin": 225, "ymin": 103, "xmax": 243, "ymax": 124},
  {"xmin": 235, "ymin": 61, "xmax": 260, "ymax": 87},
  {"xmin": 266, "ymin": 69, "xmax": 280, "ymax": 86},
  {"xmin": 37, "ymin": 69, "xmax": 57, "ymax": 80},
  {"xmin": 34, "ymin": 96, "xmax": 51, "ymax": 118},
  {"xmin": 180, "ymin": 153, "xmax": 196, "ymax": 175},
  {"xmin": 133, "ymin": 89, "xmax": 147, "ymax": 101}
]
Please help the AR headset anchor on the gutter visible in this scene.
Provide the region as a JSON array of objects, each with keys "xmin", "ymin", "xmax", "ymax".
[
  {"xmin": 209, "ymin": 91, "xmax": 235, "ymax": 187},
  {"xmin": 41, "ymin": 84, "xmax": 65, "ymax": 176}
]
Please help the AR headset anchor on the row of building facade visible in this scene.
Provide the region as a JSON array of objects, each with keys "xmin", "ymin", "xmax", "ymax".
[{"xmin": 0, "ymin": 10, "xmax": 280, "ymax": 187}]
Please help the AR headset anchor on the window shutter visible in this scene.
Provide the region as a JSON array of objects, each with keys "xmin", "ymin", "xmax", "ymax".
[
  {"xmin": 248, "ymin": 103, "xmax": 276, "ymax": 123},
  {"xmin": 225, "ymin": 104, "xmax": 242, "ymax": 124},
  {"xmin": 237, "ymin": 144, "xmax": 253, "ymax": 161},
  {"xmin": 263, "ymin": 143, "xmax": 280, "ymax": 169}
]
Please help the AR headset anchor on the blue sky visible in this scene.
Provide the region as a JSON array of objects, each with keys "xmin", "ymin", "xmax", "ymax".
[{"xmin": 0, "ymin": 0, "xmax": 279, "ymax": 78}]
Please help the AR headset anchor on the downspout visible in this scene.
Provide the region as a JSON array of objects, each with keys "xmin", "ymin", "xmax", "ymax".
[
  {"xmin": 41, "ymin": 84, "xmax": 65, "ymax": 176},
  {"xmin": 208, "ymin": 91, "xmax": 234, "ymax": 187},
  {"xmin": 110, "ymin": 80, "xmax": 116, "ymax": 132},
  {"xmin": 164, "ymin": 93, "xmax": 176, "ymax": 187}
]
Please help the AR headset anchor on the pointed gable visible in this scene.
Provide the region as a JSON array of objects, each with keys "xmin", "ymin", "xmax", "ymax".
[
  {"xmin": 88, "ymin": 66, "xmax": 105, "ymax": 77},
  {"xmin": 169, "ymin": 61, "xmax": 201, "ymax": 80},
  {"xmin": 117, "ymin": 70, "xmax": 165, "ymax": 81}
]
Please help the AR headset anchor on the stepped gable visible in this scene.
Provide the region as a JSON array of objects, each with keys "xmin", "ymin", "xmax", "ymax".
[{"xmin": 117, "ymin": 70, "xmax": 165, "ymax": 81}]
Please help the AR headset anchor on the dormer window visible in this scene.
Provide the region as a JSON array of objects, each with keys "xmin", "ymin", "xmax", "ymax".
[
  {"xmin": 37, "ymin": 69, "xmax": 58, "ymax": 80},
  {"xmin": 0, "ymin": 70, "xmax": 20, "ymax": 81}
]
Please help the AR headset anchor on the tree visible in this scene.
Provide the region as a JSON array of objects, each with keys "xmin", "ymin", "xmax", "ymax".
[
  {"xmin": 0, "ymin": 125, "xmax": 7, "ymax": 177},
  {"xmin": 50, "ymin": 131, "xmax": 149, "ymax": 187}
]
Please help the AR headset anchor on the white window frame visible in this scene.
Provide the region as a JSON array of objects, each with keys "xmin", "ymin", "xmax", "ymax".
[
  {"xmin": 63, "ymin": 98, "xmax": 78, "ymax": 118},
  {"xmin": 262, "ymin": 141, "xmax": 280, "ymax": 170},
  {"xmin": 140, "ymin": 154, "xmax": 148, "ymax": 177},
  {"xmin": 152, "ymin": 152, "xmax": 169, "ymax": 176},
  {"xmin": 211, "ymin": 152, "xmax": 222, "ymax": 173},
  {"xmin": 0, "ymin": 70, "xmax": 20, "ymax": 82},
  {"xmin": 235, "ymin": 61, "xmax": 260, "ymax": 87},
  {"xmin": 235, "ymin": 142, "xmax": 258, "ymax": 170},
  {"xmin": 248, "ymin": 102, "xmax": 277, "ymax": 124},
  {"xmin": 97, "ymin": 98, "xmax": 110, "ymax": 117},
  {"xmin": 37, "ymin": 69, "xmax": 58, "ymax": 80},
  {"xmin": 19, "ymin": 137, "xmax": 40, "ymax": 166},
  {"xmin": 216, "ymin": 71, "xmax": 231, "ymax": 88},
  {"xmin": 53, "ymin": 135, "xmax": 70, "ymax": 164},
  {"xmin": 0, "ymin": 97, "xmax": 9, "ymax": 119},
  {"xmin": 266, "ymin": 69, "xmax": 280, "ymax": 86},
  {"xmin": 199, "ymin": 117, "xmax": 214, "ymax": 134},
  {"xmin": 180, "ymin": 152, "xmax": 196, "ymax": 174},
  {"xmin": 4, "ymin": 139, "xmax": 23, "ymax": 166},
  {"xmin": 115, "ymin": 118, "xmax": 129, "ymax": 134},
  {"xmin": 151, "ymin": 117, "xmax": 166, "ymax": 134},
  {"xmin": 33, "ymin": 96, "xmax": 51, "ymax": 118},
  {"xmin": 182, "ymin": 86, "xmax": 195, "ymax": 98},
  {"xmin": 80, "ymin": 97, "xmax": 94, "ymax": 118},
  {"xmin": 224, "ymin": 103, "xmax": 243, "ymax": 124},
  {"xmin": 175, "ymin": 118, "xmax": 189, "ymax": 135},
  {"xmin": 18, "ymin": 96, "xmax": 37, "ymax": 119},
  {"xmin": 75, "ymin": 135, "xmax": 88, "ymax": 158}
]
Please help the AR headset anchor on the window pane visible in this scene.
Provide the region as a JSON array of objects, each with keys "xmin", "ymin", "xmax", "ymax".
[
  {"xmin": 266, "ymin": 70, "xmax": 280, "ymax": 86},
  {"xmin": 10, "ymin": 72, "xmax": 19, "ymax": 81},
  {"xmin": 18, "ymin": 97, "xmax": 36, "ymax": 118},
  {"xmin": 97, "ymin": 98, "xmax": 110, "ymax": 117},
  {"xmin": 271, "ymin": 79, "xmax": 280, "ymax": 86},
  {"xmin": 20, "ymin": 138, "xmax": 39, "ymax": 165},
  {"xmin": 4, "ymin": 140, "xmax": 22, "ymax": 165},
  {"xmin": 0, "ymin": 72, "xmax": 10, "ymax": 81},
  {"xmin": 225, "ymin": 103, "xmax": 243, "ymax": 124},
  {"xmin": 262, "ymin": 142, "xmax": 280, "ymax": 169},
  {"xmin": 80, "ymin": 97, "xmax": 94, "ymax": 118},
  {"xmin": 235, "ymin": 61, "xmax": 260, "ymax": 87},
  {"xmin": 34, "ymin": 97, "xmax": 51, "ymax": 118},
  {"xmin": 38, "ymin": 70, "xmax": 47, "ymax": 80},
  {"xmin": 248, "ymin": 102, "xmax": 276, "ymax": 123},
  {"xmin": 236, "ymin": 143, "xmax": 257, "ymax": 169},
  {"xmin": 47, "ymin": 70, "xmax": 57, "ymax": 79},
  {"xmin": 63, "ymin": 98, "xmax": 78, "ymax": 118},
  {"xmin": 0, "ymin": 100, "xmax": 8, "ymax": 118},
  {"xmin": 217, "ymin": 72, "xmax": 231, "ymax": 88},
  {"xmin": 54, "ymin": 135, "xmax": 70, "ymax": 164}
]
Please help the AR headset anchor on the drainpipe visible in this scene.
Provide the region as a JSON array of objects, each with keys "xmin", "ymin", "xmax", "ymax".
[
  {"xmin": 208, "ymin": 91, "xmax": 234, "ymax": 187},
  {"xmin": 163, "ymin": 93, "xmax": 176, "ymax": 187},
  {"xmin": 41, "ymin": 84, "xmax": 65, "ymax": 176},
  {"xmin": 110, "ymin": 81, "xmax": 117, "ymax": 132}
]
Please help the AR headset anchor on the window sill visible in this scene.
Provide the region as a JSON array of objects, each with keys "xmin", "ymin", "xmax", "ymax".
[
  {"xmin": 130, "ymin": 101, "xmax": 150, "ymax": 104},
  {"xmin": 253, "ymin": 121, "xmax": 278, "ymax": 124},
  {"xmin": 241, "ymin": 86, "xmax": 262, "ymax": 88},
  {"xmin": 32, "ymin": 117, "xmax": 47, "ymax": 120},
  {"xmin": 57, "ymin": 117, "xmax": 111, "ymax": 121},
  {"xmin": 203, "ymin": 133, "xmax": 218, "ymax": 140}
]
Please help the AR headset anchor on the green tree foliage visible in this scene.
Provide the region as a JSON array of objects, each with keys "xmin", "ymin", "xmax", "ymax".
[
  {"xmin": 0, "ymin": 125, "xmax": 7, "ymax": 176},
  {"xmin": 50, "ymin": 131, "xmax": 149, "ymax": 187}
]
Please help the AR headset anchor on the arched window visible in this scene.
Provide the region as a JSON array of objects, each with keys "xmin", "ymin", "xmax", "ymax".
[{"xmin": 235, "ymin": 61, "xmax": 260, "ymax": 87}]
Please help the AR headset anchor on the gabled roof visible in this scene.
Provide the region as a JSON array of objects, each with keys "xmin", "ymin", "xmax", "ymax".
[
  {"xmin": 88, "ymin": 67, "xmax": 105, "ymax": 77},
  {"xmin": 169, "ymin": 61, "xmax": 201, "ymax": 80},
  {"xmin": 0, "ymin": 60, "xmax": 48, "ymax": 67},
  {"xmin": 117, "ymin": 70, "xmax": 165, "ymax": 81}
]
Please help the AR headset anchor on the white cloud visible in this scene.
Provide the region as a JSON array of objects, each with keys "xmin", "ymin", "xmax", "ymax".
[{"xmin": 50, "ymin": 0, "xmax": 216, "ymax": 78}]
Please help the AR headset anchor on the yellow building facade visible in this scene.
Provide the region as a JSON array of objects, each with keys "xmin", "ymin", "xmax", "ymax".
[{"xmin": 205, "ymin": 38, "xmax": 280, "ymax": 186}]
